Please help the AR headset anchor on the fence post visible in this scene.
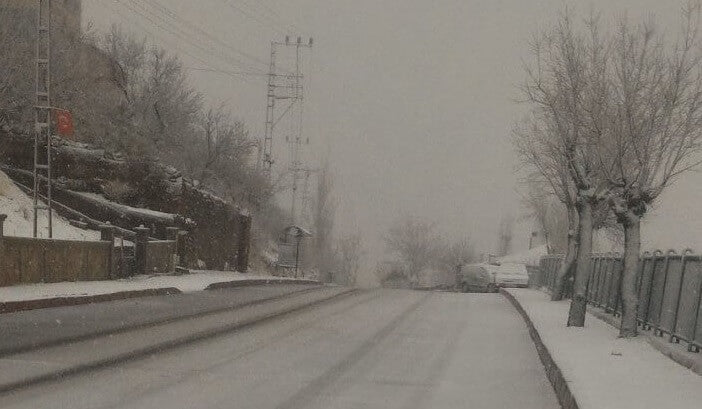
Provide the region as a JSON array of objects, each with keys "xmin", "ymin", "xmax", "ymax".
[
  {"xmin": 591, "ymin": 255, "xmax": 602, "ymax": 305},
  {"xmin": 670, "ymin": 249, "xmax": 693, "ymax": 343},
  {"xmin": 99, "ymin": 222, "xmax": 116, "ymax": 279},
  {"xmin": 653, "ymin": 249, "xmax": 677, "ymax": 336},
  {"xmin": 636, "ymin": 252, "xmax": 650, "ymax": 327},
  {"xmin": 612, "ymin": 253, "xmax": 623, "ymax": 316},
  {"xmin": 642, "ymin": 250, "xmax": 663, "ymax": 330},
  {"xmin": 690, "ymin": 262, "xmax": 702, "ymax": 352},
  {"xmin": 134, "ymin": 225, "xmax": 150, "ymax": 276}
]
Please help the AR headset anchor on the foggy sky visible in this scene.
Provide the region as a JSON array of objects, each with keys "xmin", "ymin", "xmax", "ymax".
[{"xmin": 84, "ymin": 0, "xmax": 702, "ymax": 281}]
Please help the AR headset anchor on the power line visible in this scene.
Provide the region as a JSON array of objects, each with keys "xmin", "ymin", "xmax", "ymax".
[
  {"xmin": 100, "ymin": 0, "xmax": 249, "ymax": 84},
  {"xmin": 240, "ymin": 0, "xmax": 301, "ymax": 32},
  {"xmin": 142, "ymin": 0, "xmax": 271, "ymax": 70},
  {"xmin": 186, "ymin": 66, "xmax": 269, "ymax": 78},
  {"xmin": 117, "ymin": 0, "xmax": 265, "ymax": 79},
  {"xmin": 221, "ymin": 0, "xmax": 291, "ymax": 36},
  {"xmin": 233, "ymin": 0, "xmax": 307, "ymax": 36}
]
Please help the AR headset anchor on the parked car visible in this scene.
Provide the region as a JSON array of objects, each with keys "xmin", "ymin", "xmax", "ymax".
[
  {"xmin": 492, "ymin": 263, "xmax": 529, "ymax": 289},
  {"xmin": 456, "ymin": 262, "xmax": 529, "ymax": 293}
]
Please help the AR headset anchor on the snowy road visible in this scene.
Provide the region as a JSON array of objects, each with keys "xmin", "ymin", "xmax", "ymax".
[{"xmin": 0, "ymin": 289, "xmax": 558, "ymax": 409}]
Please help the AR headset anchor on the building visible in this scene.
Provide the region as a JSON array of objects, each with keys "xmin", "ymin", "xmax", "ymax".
[
  {"xmin": 5, "ymin": 0, "xmax": 81, "ymax": 35},
  {"xmin": 4, "ymin": 0, "xmax": 81, "ymax": 38}
]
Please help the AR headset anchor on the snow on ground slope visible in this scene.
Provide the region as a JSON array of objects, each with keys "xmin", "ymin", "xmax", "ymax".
[
  {"xmin": 507, "ymin": 288, "xmax": 702, "ymax": 409},
  {"xmin": 0, "ymin": 170, "xmax": 99, "ymax": 240},
  {"xmin": 0, "ymin": 271, "xmax": 309, "ymax": 302}
]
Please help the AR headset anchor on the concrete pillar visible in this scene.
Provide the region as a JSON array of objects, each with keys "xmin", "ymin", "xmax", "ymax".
[
  {"xmin": 134, "ymin": 225, "xmax": 151, "ymax": 276},
  {"xmin": 178, "ymin": 230, "xmax": 188, "ymax": 268},
  {"xmin": 99, "ymin": 222, "xmax": 116, "ymax": 279},
  {"xmin": 0, "ymin": 214, "xmax": 5, "ymax": 279},
  {"xmin": 166, "ymin": 227, "xmax": 179, "ymax": 241},
  {"xmin": 0, "ymin": 214, "xmax": 6, "ymax": 239},
  {"xmin": 236, "ymin": 215, "xmax": 252, "ymax": 273},
  {"xmin": 166, "ymin": 227, "xmax": 180, "ymax": 271}
]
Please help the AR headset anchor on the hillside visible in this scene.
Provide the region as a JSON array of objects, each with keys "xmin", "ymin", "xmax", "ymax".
[{"xmin": 0, "ymin": 170, "xmax": 99, "ymax": 240}]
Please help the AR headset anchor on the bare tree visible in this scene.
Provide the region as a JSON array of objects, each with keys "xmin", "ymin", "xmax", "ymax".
[
  {"xmin": 335, "ymin": 233, "xmax": 363, "ymax": 286},
  {"xmin": 598, "ymin": 6, "xmax": 702, "ymax": 337},
  {"xmin": 437, "ymin": 237, "xmax": 477, "ymax": 287},
  {"xmin": 520, "ymin": 11, "xmax": 611, "ymax": 325},
  {"xmin": 383, "ymin": 216, "xmax": 437, "ymax": 288},
  {"xmin": 514, "ymin": 115, "xmax": 580, "ymax": 301},
  {"xmin": 96, "ymin": 26, "xmax": 202, "ymax": 157}
]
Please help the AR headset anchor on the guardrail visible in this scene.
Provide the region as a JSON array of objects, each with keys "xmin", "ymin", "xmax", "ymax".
[{"xmin": 538, "ymin": 250, "xmax": 702, "ymax": 352}]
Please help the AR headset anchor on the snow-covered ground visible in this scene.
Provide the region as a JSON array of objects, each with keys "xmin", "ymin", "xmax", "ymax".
[
  {"xmin": 0, "ymin": 271, "xmax": 307, "ymax": 303},
  {"xmin": 507, "ymin": 288, "xmax": 702, "ymax": 409},
  {"xmin": 0, "ymin": 170, "xmax": 99, "ymax": 240}
]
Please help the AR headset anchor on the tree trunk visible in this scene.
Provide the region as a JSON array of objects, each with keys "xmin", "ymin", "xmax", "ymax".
[
  {"xmin": 552, "ymin": 206, "xmax": 579, "ymax": 301},
  {"xmin": 619, "ymin": 213, "xmax": 641, "ymax": 337},
  {"xmin": 567, "ymin": 198, "xmax": 593, "ymax": 327}
]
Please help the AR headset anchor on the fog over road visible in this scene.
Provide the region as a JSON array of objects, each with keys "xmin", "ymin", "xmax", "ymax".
[{"xmin": 0, "ymin": 289, "xmax": 558, "ymax": 409}]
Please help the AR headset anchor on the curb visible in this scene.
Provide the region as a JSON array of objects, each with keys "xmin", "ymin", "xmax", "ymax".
[
  {"xmin": 0, "ymin": 287, "xmax": 181, "ymax": 314},
  {"xmin": 0, "ymin": 288, "xmax": 356, "ymax": 394},
  {"xmin": 500, "ymin": 289, "xmax": 579, "ymax": 409},
  {"xmin": 587, "ymin": 306, "xmax": 702, "ymax": 376},
  {"xmin": 205, "ymin": 278, "xmax": 321, "ymax": 290},
  {"xmin": 0, "ymin": 278, "xmax": 323, "ymax": 315}
]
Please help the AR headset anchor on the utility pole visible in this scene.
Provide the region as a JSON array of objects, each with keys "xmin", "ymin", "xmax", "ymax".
[
  {"xmin": 288, "ymin": 36, "xmax": 312, "ymax": 226},
  {"xmin": 260, "ymin": 36, "xmax": 313, "ymax": 225},
  {"xmin": 33, "ymin": 0, "xmax": 53, "ymax": 238},
  {"xmin": 261, "ymin": 42, "xmax": 277, "ymax": 173},
  {"xmin": 299, "ymin": 167, "xmax": 319, "ymax": 229}
]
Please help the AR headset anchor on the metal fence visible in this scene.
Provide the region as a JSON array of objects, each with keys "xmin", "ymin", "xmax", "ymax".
[{"xmin": 537, "ymin": 250, "xmax": 702, "ymax": 353}]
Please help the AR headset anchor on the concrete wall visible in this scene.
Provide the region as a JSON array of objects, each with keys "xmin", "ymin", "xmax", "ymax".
[
  {"xmin": 0, "ymin": 236, "xmax": 111, "ymax": 286},
  {"xmin": 0, "ymin": 214, "xmax": 179, "ymax": 286}
]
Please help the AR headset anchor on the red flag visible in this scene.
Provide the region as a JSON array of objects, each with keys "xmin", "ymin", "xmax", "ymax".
[{"xmin": 54, "ymin": 109, "xmax": 74, "ymax": 138}]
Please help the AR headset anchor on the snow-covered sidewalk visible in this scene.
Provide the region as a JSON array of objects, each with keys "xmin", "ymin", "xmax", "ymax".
[
  {"xmin": 506, "ymin": 288, "xmax": 702, "ymax": 409},
  {"xmin": 0, "ymin": 271, "xmax": 312, "ymax": 303}
]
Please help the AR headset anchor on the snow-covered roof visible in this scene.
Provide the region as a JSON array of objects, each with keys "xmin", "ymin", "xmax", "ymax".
[{"xmin": 496, "ymin": 244, "xmax": 549, "ymax": 267}]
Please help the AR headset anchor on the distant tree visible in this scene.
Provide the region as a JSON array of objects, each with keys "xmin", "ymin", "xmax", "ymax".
[
  {"xmin": 496, "ymin": 215, "xmax": 515, "ymax": 256},
  {"xmin": 313, "ymin": 158, "xmax": 336, "ymax": 282},
  {"xmin": 383, "ymin": 216, "xmax": 437, "ymax": 287},
  {"xmin": 436, "ymin": 237, "xmax": 477, "ymax": 287},
  {"xmin": 335, "ymin": 232, "xmax": 363, "ymax": 286}
]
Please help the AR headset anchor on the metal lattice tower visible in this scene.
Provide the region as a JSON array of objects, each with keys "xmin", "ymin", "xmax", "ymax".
[
  {"xmin": 261, "ymin": 42, "xmax": 277, "ymax": 172},
  {"xmin": 260, "ymin": 36, "xmax": 313, "ymax": 225},
  {"xmin": 299, "ymin": 168, "xmax": 319, "ymax": 228},
  {"xmin": 33, "ymin": 0, "xmax": 53, "ymax": 238}
]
